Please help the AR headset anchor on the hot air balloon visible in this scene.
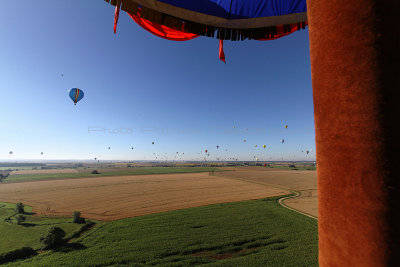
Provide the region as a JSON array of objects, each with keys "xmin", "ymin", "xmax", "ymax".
[
  {"xmin": 9, "ymin": 151, "xmax": 13, "ymax": 155},
  {"xmin": 131, "ymin": 147, "xmax": 134, "ymax": 150},
  {"xmin": 281, "ymin": 139, "xmax": 285, "ymax": 144},
  {"xmin": 41, "ymin": 152, "xmax": 44, "ymax": 155},
  {"xmin": 205, "ymin": 149, "xmax": 208, "ymax": 153},
  {"xmin": 108, "ymin": 147, "xmax": 111, "ymax": 149},
  {"xmin": 107, "ymin": 0, "xmax": 307, "ymax": 63},
  {"xmin": 152, "ymin": 142, "xmax": 155, "ymax": 145},
  {"xmin": 263, "ymin": 145, "xmax": 267, "ymax": 149},
  {"xmin": 216, "ymin": 145, "xmax": 219, "ymax": 149},
  {"xmin": 68, "ymin": 88, "xmax": 84, "ymax": 105},
  {"xmin": 243, "ymin": 139, "xmax": 246, "ymax": 143},
  {"xmin": 306, "ymin": 150, "xmax": 310, "ymax": 154},
  {"xmin": 285, "ymin": 125, "xmax": 288, "ymax": 129},
  {"xmin": 254, "ymin": 145, "xmax": 258, "ymax": 148}
]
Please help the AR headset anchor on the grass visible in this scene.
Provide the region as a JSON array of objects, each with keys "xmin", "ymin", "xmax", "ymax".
[
  {"xmin": 266, "ymin": 165, "xmax": 316, "ymax": 171},
  {"xmin": 0, "ymin": 167, "xmax": 33, "ymax": 171},
  {"xmin": 7, "ymin": 196, "xmax": 318, "ymax": 266},
  {"xmin": 4, "ymin": 167, "xmax": 221, "ymax": 183},
  {"xmin": 0, "ymin": 202, "xmax": 88, "ymax": 255}
]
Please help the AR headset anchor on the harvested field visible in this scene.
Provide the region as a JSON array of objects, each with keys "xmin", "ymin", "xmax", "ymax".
[
  {"xmin": 217, "ymin": 167, "xmax": 318, "ymax": 217},
  {"xmin": 0, "ymin": 172, "xmax": 288, "ymax": 221},
  {"xmin": 284, "ymin": 190, "xmax": 318, "ymax": 217},
  {"xmin": 10, "ymin": 168, "xmax": 79, "ymax": 175}
]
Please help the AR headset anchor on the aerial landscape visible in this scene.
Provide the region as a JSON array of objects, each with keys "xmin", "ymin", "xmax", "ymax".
[
  {"xmin": 2, "ymin": 0, "xmax": 319, "ymax": 265},
  {"xmin": 2, "ymin": 0, "xmax": 397, "ymax": 266},
  {"xmin": 0, "ymin": 162, "xmax": 317, "ymax": 266}
]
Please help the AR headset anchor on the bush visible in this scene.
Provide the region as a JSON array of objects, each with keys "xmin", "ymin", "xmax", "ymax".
[
  {"xmin": 0, "ymin": 247, "xmax": 37, "ymax": 264},
  {"xmin": 73, "ymin": 211, "xmax": 86, "ymax": 224},
  {"xmin": 15, "ymin": 202, "xmax": 24, "ymax": 214},
  {"xmin": 91, "ymin": 170, "xmax": 99, "ymax": 174},
  {"xmin": 289, "ymin": 164, "xmax": 296, "ymax": 168},
  {"xmin": 16, "ymin": 215, "xmax": 26, "ymax": 225},
  {"xmin": 40, "ymin": 227, "xmax": 66, "ymax": 249}
]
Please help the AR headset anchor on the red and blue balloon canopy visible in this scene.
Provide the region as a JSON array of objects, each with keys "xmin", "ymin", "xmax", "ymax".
[{"xmin": 105, "ymin": 0, "xmax": 307, "ymax": 61}]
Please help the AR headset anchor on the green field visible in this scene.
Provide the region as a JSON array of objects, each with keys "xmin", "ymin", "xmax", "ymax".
[
  {"xmin": 5, "ymin": 167, "xmax": 221, "ymax": 183},
  {"xmin": 0, "ymin": 167, "xmax": 34, "ymax": 171},
  {"xmin": 7, "ymin": 196, "xmax": 318, "ymax": 266},
  {"xmin": 265, "ymin": 165, "xmax": 316, "ymax": 171},
  {"xmin": 0, "ymin": 202, "xmax": 89, "ymax": 255}
]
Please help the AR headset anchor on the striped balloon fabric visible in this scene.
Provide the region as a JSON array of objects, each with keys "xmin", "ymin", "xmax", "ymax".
[{"xmin": 68, "ymin": 88, "xmax": 84, "ymax": 105}]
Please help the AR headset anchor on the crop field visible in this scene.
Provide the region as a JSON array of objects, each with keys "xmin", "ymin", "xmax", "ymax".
[
  {"xmin": 217, "ymin": 167, "xmax": 318, "ymax": 217},
  {"xmin": 0, "ymin": 167, "xmax": 34, "ymax": 171},
  {"xmin": 263, "ymin": 165, "xmax": 316, "ymax": 171},
  {"xmin": 0, "ymin": 172, "xmax": 288, "ymax": 221},
  {"xmin": 6, "ymin": 197, "xmax": 318, "ymax": 267},
  {"xmin": 4, "ymin": 167, "xmax": 220, "ymax": 183},
  {"xmin": 0, "ymin": 202, "xmax": 85, "ymax": 255},
  {"xmin": 10, "ymin": 169, "xmax": 79, "ymax": 175}
]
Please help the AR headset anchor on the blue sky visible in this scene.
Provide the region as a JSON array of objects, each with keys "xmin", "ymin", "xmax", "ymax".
[{"xmin": 0, "ymin": 0, "xmax": 315, "ymax": 161}]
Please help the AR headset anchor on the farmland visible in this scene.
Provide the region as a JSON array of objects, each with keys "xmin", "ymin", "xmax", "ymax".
[
  {"xmin": 0, "ymin": 166, "xmax": 318, "ymax": 218},
  {"xmin": 216, "ymin": 167, "xmax": 318, "ymax": 217},
  {"xmin": 5, "ymin": 197, "xmax": 318, "ymax": 267},
  {"xmin": 0, "ymin": 202, "xmax": 88, "ymax": 255},
  {"xmin": 0, "ymin": 172, "xmax": 288, "ymax": 221},
  {"xmin": 0, "ymin": 165, "xmax": 318, "ymax": 266},
  {"xmin": 4, "ymin": 167, "xmax": 220, "ymax": 183}
]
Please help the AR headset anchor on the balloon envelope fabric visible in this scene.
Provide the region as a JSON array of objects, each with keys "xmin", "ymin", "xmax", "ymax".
[
  {"xmin": 106, "ymin": 0, "xmax": 307, "ymax": 41},
  {"xmin": 68, "ymin": 88, "xmax": 84, "ymax": 105}
]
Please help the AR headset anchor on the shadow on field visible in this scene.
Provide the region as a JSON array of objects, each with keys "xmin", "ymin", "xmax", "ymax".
[
  {"xmin": 153, "ymin": 235, "xmax": 288, "ymax": 265},
  {"xmin": 189, "ymin": 237, "xmax": 288, "ymax": 261},
  {"xmin": 20, "ymin": 223, "xmax": 37, "ymax": 227},
  {"xmin": 53, "ymin": 243, "xmax": 87, "ymax": 253}
]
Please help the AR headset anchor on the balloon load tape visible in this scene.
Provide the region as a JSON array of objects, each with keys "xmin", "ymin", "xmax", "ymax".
[{"xmin": 105, "ymin": 0, "xmax": 307, "ymax": 41}]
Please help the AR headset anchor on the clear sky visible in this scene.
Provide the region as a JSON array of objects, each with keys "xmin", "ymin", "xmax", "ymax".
[{"xmin": 0, "ymin": 0, "xmax": 315, "ymax": 161}]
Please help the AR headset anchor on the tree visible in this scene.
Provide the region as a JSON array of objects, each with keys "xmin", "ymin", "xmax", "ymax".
[
  {"xmin": 0, "ymin": 247, "xmax": 36, "ymax": 264},
  {"xmin": 40, "ymin": 227, "xmax": 65, "ymax": 249},
  {"xmin": 91, "ymin": 170, "xmax": 99, "ymax": 174},
  {"xmin": 15, "ymin": 202, "xmax": 24, "ymax": 214},
  {"xmin": 16, "ymin": 215, "xmax": 26, "ymax": 225},
  {"xmin": 73, "ymin": 211, "xmax": 85, "ymax": 224}
]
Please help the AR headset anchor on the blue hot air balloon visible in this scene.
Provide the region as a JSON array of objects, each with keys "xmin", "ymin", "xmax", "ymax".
[{"xmin": 68, "ymin": 88, "xmax": 84, "ymax": 105}]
